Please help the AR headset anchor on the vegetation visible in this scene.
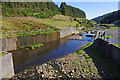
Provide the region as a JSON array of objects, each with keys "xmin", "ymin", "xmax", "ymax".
[
  {"xmin": 2, "ymin": 17, "xmax": 61, "ymax": 37},
  {"xmin": 31, "ymin": 17, "xmax": 78, "ymax": 30},
  {"xmin": 0, "ymin": 52, "xmax": 7, "ymax": 57},
  {"xmin": 92, "ymin": 10, "xmax": 120, "ymax": 24},
  {"xmin": 2, "ymin": 2, "xmax": 60, "ymax": 17},
  {"xmin": 60, "ymin": 2, "xmax": 86, "ymax": 18},
  {"xmin": 74, "ymin": 18, "xmax": 96, "ymax": 28},
  {"xmin": 115, "ymin": 44, "xmax": 120, "ymax": 47},
  {"xmin": 76, "ymin": 42, "xmax": 93, "ymax": 55},
  {"xmin": 102, "ymin": 34, "xmax": 116, "ymax": 38},
  {"xmin": 76, "ymin": 42, "xmax": 120, "ymax": 78},
  {"xmin": 75, "ymin": 42, "xmax": 99, "ymax": 76},
  {"xmin": 106, "ymin": 27, "xmax": 120, "ymax": 30},
  {"xmin": 2, "ymin": 2, "xmax": 86, "ymax": 18},
  {"xmin": 20, "ymin": 43, "xmax": 43, "ymax": 49},
  {"xmin": 101, "ymin": 10, "xmax": 120, "ymax": 24},
  {"xmin": 92, "ymin": 13, "xmax": 110, "ymax": 23}
]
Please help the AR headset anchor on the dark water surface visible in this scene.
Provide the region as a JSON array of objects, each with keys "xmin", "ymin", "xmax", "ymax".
[{"xmin": 11, "ymin": 34, "xmax": 94, "ymax": 73}]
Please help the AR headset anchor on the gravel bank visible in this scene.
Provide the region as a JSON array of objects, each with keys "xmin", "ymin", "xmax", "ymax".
[{"xmin": 11, "ymin": 52, "xmax": 103, "ymax": 79}]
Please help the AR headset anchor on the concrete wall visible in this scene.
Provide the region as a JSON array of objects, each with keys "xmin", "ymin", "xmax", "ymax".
[
  {"xmin": 1, "ymin": 27, "xmax": 79, "ymax": 52},
  {"xmin": 94, "ymin": 39, "xmax": 120, "ymax": 64},
  {"xmin": 0, "ymin": 53, "xmax": 14, "ymax": 79},
  {"xmin": 0, "ymin": 31, "xmax": 60, "ymax": 52},
  {"xmin": 60, "ymin": 27, "xmax": 79, "ymax": 38}
]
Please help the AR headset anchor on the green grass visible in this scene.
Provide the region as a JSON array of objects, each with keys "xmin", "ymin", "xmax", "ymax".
[
  {"xmin": 32, "ymin": 18, "xmax": 78, "ymax": 30},
  {"xmin": 76, "ymin": 42, "xmax": 93, "ymax": 55},
  {"xmin": 115, "ymin": 44, "xmax": 120, "ymax": 47},
  {"xmin": 0, "ymin": 53, "xmax": 7, "ymax": 57},
  {"xmin": 106, "ymin": 27, "xmax": 120, "ymax": 30},
  {"xmin": 1, "ymin": 30, "xmax": 60, "ymax": 37},
  {"xmin": 75, "ymin": 42, "xmax": 120, "ymax": 78},
  {"xmin": 81, "ymin": 42, "xmax": 93, "ymax": 50},
  {"xmin": 102, "ymin": 34, "xmax": 116, "ymax": 38},
  {"xmin": 20, "ymin": 43, "xmax": 43, "ymax": 49}
]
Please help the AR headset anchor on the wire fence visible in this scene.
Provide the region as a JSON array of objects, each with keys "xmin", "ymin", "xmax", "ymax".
[{"xmin": 0, "ymin": 28, "xmax": 54, "ymax": 37}]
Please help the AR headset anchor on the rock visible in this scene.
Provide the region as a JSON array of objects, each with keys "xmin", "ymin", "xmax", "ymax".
[
  {"xmin": 49, "ymin": 76, "xmax": 53, "ymax": 78},
  {"xmin": 44, "ymin": 63, "xmax": 47, "ymax": 66},
  {"xmin": 42, "ymin": 74, "xmax": 44, "ymax": 78},
  {"xmin": 40, "ymin": 72, "xmax": 44, "ymax": 74},
  {"xmin": 55, "ymin": 70, "xmax": 58, "ymax": 73},
  {"xmin": 74, "ymin": 68, "xmax": 77, "ymax": 72},
  {"xmin": 58, "ymin": 75, "xmax": 62, "ymax": 78},
  {"xmin": 72, "ymin": 70, "xmax": 74, "ymax": 73},
  {"xmin": 68, "ymin": 71, "xmax": 72, "ymax": 75}
]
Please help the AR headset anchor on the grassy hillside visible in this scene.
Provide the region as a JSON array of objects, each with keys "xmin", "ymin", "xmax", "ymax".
[
  {"xmin": 101, "ymin": 10, "xmax": 120, "ymax": 24},
  {"xmin": 92, "ymin": 10, "xmax": 120, "ymax": 24},
  {"xmin": 2, "ymin": 14, "xmax": 79, "ymax": 32},
  {"xmin": 92, "ymin": 13, "xmax": 110, "ymax": 23},
  {"xmin": 2, "ymin": 2, "xmax": 86, "ymax": 18},
  {"xmin": 2, "ymin": 14, "xmax": 96, "ymax": 33},
  {"xmin": 2, "ymin": 2, "xmax": 61, "ymax": 17}
]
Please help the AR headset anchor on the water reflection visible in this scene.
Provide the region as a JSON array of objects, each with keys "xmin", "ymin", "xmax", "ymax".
[{"xmin": 11, "ymin": 34, "xmax": 94, "ymax": 73}]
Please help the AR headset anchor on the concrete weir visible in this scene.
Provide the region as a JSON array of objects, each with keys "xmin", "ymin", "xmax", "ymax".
[{"xmin": 0, "ymin": 53, "xmax": 14, "ymax": 79}]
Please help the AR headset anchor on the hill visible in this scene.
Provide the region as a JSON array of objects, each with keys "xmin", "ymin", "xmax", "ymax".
[
  {"xmin": 60, "ymin": 2, "xmax": 86, "ymax": 18},
  {"xmin": 101, "ymin": 10, "xmax": 120, "ymax": 24},
  {"xmin": 2, "ymin": 2, "xmax": 86, "ymax": 18},
  {"xmin": 92, "ymin": 13, "xmax": 110, "ymax": 23},
  {"xmin": 2, "ymin": 2, "xmax": 60, "ymax": 18},
  {"xmin": 92, "ymin": 10, "xmax": 120, "ymax": 24}
]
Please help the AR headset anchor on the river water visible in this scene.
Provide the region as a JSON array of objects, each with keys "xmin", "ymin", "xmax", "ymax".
[{"xmin": 11, "ymin": 33, "xmax": 95, "ymax": 73}]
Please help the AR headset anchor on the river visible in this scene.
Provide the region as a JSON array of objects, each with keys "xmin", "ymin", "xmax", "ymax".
[{"xmin": 11, "ymin": 33, "xmax": 95, "ymax": 73}]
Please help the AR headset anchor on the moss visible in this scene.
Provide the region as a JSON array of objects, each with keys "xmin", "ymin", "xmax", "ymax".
[
  {"xmin": 84, "ymin": 54, "xmax": 89, "ymax": 58},
  {"xmin": 106, "ymin": 27, "xmax": 120, "ymax": 30},
  {"xmin": 0, "ymin": 52, "xmax": 7, "ymax": 57},
  {"xmin": 102, "ymin": 34, "xmax": 116, "ymax": 38},
  {"xmin": 20, "ymin": 43, "xmax": 43, "ymax": 49},
  {"xmin": 115, "ymin": 44, "xmax": 120, "ymax": 47}
]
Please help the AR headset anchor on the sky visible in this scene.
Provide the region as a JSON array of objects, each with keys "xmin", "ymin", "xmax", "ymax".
[{"xmin": 54, "ymin": 2, "xmax": 118, "ymax": 19}]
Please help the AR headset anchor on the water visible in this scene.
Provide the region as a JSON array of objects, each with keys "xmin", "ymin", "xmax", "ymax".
[
  {"xmin": 82, "ymin": 33, "xmax": 95, "ymax": 42},
  {"xmin": 11, "ymin": 33, "xmax": 94, "ymax": 73}
]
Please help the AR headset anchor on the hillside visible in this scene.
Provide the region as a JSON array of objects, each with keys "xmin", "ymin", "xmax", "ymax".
[
  {"xmin": 101, "ymin": 10, "xmax": 120, "ymax": 24},
  {"xmin": 2, "ymin": 2, "xmax": 61, "ymax": 18},
  {"xmin": 92, "ymin": 13, "xmax": 110, "ymax": 23},
  {"xmin": 2, "ymin": 2, "xmax": 86, "ymax": 18},
  {"xmin": 92, "ymin": 10, "xmax": 120, "ymax": 24},
  {"xmin": 60, "ymin": 2, "xmax": 86, "ymax": 18}
]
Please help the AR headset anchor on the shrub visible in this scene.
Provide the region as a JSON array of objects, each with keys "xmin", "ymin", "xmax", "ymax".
[
  {"xmin": 4, "ymin": 12, "xmax": 11, "ymax": 17},
  {"xmin": 23, "ymin": 12, "xmax": 28, "ymax": 17},
  {"xmin": 35, "ymin": 13, "xmax": 49, "ymax": 18},
  {"xmin": 76, "ymin": 23, "xmax": 79, "ymax": 27}
]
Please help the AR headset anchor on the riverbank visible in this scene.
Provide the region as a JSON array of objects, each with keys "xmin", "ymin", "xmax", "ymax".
[
  {"xmin": 11, "ymin": 41, "xmax": 120, "ymax": 79},
  {"xmin": 11, "ymin": 52, "xmax": 101, "ymax": 79}
]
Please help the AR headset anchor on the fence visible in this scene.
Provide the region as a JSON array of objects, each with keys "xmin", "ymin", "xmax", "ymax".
[{"xmin": 0, "ymin": 28, "xmax": 55, "ymax": 37}]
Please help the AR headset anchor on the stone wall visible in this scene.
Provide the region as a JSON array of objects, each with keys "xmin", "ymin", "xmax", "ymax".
[
  {"xmin": 0, "ymin": 53, "xmax": 14, "ymax": 79},
  {"xmin": 94, "ymin": 39, "xmax": 120, "ymax": 64},
  {"xmin": 0, "ymin": 31, "xmax": 60, "ymax": 52}
]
